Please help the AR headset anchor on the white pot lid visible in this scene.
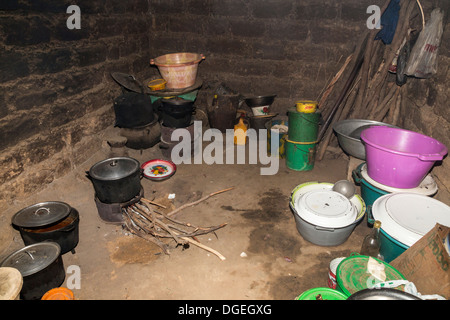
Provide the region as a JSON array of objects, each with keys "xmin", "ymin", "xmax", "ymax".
[
  {"xmin": 372, "ymin": 193, "xmax": 450, "ymax": 247},
  {"xmin": 361, "ymin": 163, "xmax": 437, "ymax": 195},
  {"xmin": 295, "ymin": 190, "xmax": 357, "ymax": 228}
]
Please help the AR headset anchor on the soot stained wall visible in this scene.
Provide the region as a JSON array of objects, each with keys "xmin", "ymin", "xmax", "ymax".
[{"xmin": 0, "ymin": 0, "xmax": 448, "ymax": 208}]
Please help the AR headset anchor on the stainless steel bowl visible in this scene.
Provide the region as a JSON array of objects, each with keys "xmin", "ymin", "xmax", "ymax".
[{"xmin": 333, "ymin": 119, "xmax": 399, "ymax": 159}]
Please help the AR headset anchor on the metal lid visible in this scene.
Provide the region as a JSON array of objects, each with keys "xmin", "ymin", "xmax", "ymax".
[
  {"xmin": 0, "ymin": 242, "xmax": 61, "ymax": 277},
  {"xmin": 12, "ymin": 201, "xmax": 71, "ymax": 228},
  {"xmin": 89, "ymin": 157, "xmax": 140, "ymax": 181}
]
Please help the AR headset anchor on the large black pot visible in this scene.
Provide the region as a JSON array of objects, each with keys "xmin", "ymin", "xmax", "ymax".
[
  {"xmin": 0, "ymin": 242, "xmax": 65, "ymax": 300},
  {"xmin": 87, "ymin": 157, "xmax": 142, "ymax": 204},
  {"xmin": 13, "ymin": 204, "xmax": 80, "ymax": 255},
  {"xmin": 159, "ymin": 97, "xmax": 195, "ymax": 128},
  {"xmin": 113, "ymin": 91, "xmax": 154, "ymax": 128}
]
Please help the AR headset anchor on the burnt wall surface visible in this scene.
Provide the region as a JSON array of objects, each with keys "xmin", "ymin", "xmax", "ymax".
[{"xmin": 0, "ymin": 0, "xmax": 449, "ymax": 208}]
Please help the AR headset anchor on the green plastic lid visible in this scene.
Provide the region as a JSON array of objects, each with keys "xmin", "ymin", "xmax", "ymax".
[
  {"xmin": 335, "ymin": 254, "xmax": 406, "ymax": 296},
  {"xmin": 295, "ymin": 287, "xmax": 348, "ymax": 300}
]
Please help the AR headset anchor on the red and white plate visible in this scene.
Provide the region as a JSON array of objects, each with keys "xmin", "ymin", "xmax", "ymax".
[{"xmin": 141, "ymin": 159, "xmax": 176, "ymax": 181}]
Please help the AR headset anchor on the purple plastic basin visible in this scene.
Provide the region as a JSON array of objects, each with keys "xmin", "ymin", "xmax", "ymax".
[{"xmin": 361, "ymin": 126, "xmax": 447, "ymax": 188}]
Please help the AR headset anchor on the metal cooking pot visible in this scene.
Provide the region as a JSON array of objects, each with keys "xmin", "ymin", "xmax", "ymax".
[
  {"xmin": 0, "ymin": 242, "xmax": 65, "ymax": 300},
  {"xmin": 87, "ymin": 157, "xmax": 142, "ymax": 204},
  {"xmin": 159, "ymin": 98, "xmax": 196, "ymax": 128},
  {"xmin": 347, "ymin": 288, "xmax": 421, "ymax": 300},
  {"xmin": 11, "ymin": 201, "xmax": 79, "ymax": 255}
]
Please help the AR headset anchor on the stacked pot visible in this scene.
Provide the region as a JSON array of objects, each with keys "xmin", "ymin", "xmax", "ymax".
[
  {"xmin": 1, "ymin": 201, "xmax": 80, "ymax": 299},
  {"xmin": 158, "ymin": 97, "xmax": 199, "ymax": 159},
  {"xmin": 354, "ymin": 126, "xmax": 449, "ymax": 262},
  {"xmin": 87, "ymin": 156, "xmax": 143, "ymax": 224},
  {"xmin": 114, "ymin": 91, "xmax": 161, "ymax": 150}
]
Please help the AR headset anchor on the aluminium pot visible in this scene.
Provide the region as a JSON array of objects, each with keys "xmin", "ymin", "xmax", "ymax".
[
  {"xmin": 87, "ymin": 156, "xmax": 142, "ymax": 204},
  {"xmin": 0, "ymin": 242, "xmax": 65, "ymax": 300},
  {"xmin": 11, "ymin": 201, "xmax": 79, "ymax": 255}
]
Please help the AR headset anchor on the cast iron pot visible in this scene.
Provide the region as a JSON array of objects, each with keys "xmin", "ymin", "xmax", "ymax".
[
  {"xmin": 87, "ymin": 157, "xmax": 142, "ymax": 204},
  {"xmin": 160, "ymin": 97, "xmax": 195, "ymax": 128},
  {"xmin": 0, "ymin": 242, "xmax": 65, "ymax": 300},
  {"xmin": 16, "ymin": 208, "xmax": 80, "ymax": 255},
  {"xmin": 113, "ymin": 91, "xmax": 154, "ymax": 128}
]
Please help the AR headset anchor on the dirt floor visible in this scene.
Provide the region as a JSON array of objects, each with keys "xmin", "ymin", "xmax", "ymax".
[{"xmin": 0, "ymin": 134, "xmax": 373, "ymax": 300}]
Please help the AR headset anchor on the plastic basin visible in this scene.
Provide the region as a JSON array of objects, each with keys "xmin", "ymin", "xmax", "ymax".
[
  {"xmin": 361, "ymin": 126, "xmax": 447, "ymax": 188},
  {"xmin": 150, "ymin": 53, "xmax": 205, "ymax": 89}
]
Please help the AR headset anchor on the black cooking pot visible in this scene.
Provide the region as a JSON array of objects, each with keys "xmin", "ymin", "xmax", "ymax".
[
  {"xmin": 0, "ymin": 242, "xmax": 65, "ymax": 300},
  {"xmin": 87, "ymin": 157, "xmax": 142, "ymax": 204},
  {"xmin": 160, "ymin": 97, "xmax": 196, "ymax": 128},
  {"xmin": 113, "ymin": 92, "xmax": 154, "ymax": 128},
  {"xmin": 11, "ymin": 201, "xmax": 79, "ymax": 255}
]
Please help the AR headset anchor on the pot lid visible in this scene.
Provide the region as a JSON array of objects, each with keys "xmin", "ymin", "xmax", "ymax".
[
  {"xmin": 336, "ymin": 254, "xmax": 406, "ymax": 296},
  {"xmin": 89, "ymin": 157, "xmax": 140, "ymax": 181},
  {"xmin": 12, "ymin": 201, "xmax": 71, "ymax": 228},
  {"xmin": 372, "ymin": 193, "xmax": 450, "ymax": 246},
  {"xmin": 360, "ymin": 163, "xmax": 437, "ymax": 195},
  {"xmin": 295, "ymin": 190, "xmax": 357, "ymax": 228},
  {"xmin": 0, "ymin": 242, "xmax": 61, "ymax": 277},
  {"xmin": 111, "ymin": 72, "xmax": 145, "ymax": 93}
]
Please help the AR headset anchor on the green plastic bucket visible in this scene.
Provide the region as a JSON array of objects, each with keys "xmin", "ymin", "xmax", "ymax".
[
  {"xmin": 287, "ymin": 108, "xmax": 320, "ymax": 143},
  {"xmin": 335, "ymin": 254, "xmax": 406, "ymax": 297},
  {"xmin": 286, "ymin": 139, "xmax": 316, "ymax": 171},
  {"xmin": 295, "ymin": 287, "xmax": 348, "ymax": 300}
]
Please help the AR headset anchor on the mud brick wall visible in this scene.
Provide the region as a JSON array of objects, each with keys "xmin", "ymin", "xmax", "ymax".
[
  {"xmin": 0, "ymin": 0, "xmax": 153, "ymax": 207},
  {"xmin": 0, "ymin": 0, "xmax": 449, "ymax": 208}
]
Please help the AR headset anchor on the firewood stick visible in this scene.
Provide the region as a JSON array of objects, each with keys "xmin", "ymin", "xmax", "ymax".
[
  {"xmin": 167, "ymin": 187, "xmax": 234, "ymax": 217},
  {"xmin": 174, "ymin": 231, "xmax": 226, "ymax": 261},
  {"xmin": 141, "ymin": 197, "xmax": 167, "ymax": 209}
]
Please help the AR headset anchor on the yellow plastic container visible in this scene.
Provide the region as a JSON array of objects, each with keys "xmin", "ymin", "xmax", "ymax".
[
  {"xmin": 234, "ymin": 118, "xmax": 248, "ymax": 145},
  {"xmin": 296, "ymin": 100, "xmax": 317, "ymax": 113},
  {"xmin": 148, "ymin": 78, "xmax": 167, "ymax": 91}
]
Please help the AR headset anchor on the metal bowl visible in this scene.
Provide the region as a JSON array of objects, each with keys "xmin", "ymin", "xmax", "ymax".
[
  {"xmin": 333, "ymin": 119, "xmax": 399, "ymax": 159},
  {"xmin": 244, "ymin": 95, "xmax": 276, "ymax": 107}
]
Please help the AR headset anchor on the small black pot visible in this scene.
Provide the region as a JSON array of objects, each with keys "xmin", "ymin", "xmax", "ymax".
[
  {"xmin": 87, "ymin": 157, "xmax": 142, "ymax": 204},
  {"xmin": 18, "ymin": 208, "xmax": 79, "ymax": 255},
  {"xmin": 0, "ymin": 242, "xmax": 65, "ymax": 300}
]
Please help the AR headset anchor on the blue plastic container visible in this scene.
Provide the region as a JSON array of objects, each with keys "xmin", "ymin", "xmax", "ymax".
[{"xmin": 379, "ymin": 229, "xmax": 409, "ymax": 263}]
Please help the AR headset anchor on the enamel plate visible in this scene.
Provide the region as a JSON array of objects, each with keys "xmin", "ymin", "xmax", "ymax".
[{"xmin": 141, "ymin": 159, "xmax": 176, "ymax": 181}]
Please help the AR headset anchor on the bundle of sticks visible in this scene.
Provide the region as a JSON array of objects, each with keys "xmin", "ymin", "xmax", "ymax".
[
  {"xmin": 316, "ymin": 0, "xmax": 425, "ymax": 160},
  {"xmin": 121, "ymin": 187, "xmax": 233, "ymax": 261}
]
